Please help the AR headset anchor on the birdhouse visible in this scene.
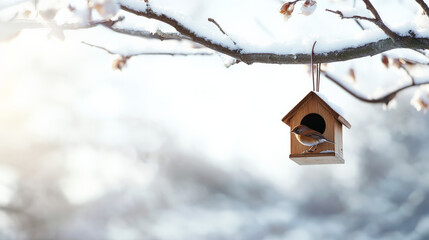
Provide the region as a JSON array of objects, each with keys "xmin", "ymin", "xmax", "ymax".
[{"xmin": 282, "ymin": 91, "xmax": 351, "ymax": 165}]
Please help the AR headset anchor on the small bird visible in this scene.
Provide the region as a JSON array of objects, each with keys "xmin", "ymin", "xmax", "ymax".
[{"xmin": 291, "ymin": 125, "xmax": 335, "ymax": 153}]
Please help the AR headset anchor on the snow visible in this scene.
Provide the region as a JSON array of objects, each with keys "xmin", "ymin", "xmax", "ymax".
[
  {"xmin": 116, "ymin": 0, "xmax": 147, "ymax": 12},
  {"xmin": 300, "ymin": 0, "xmax": 317, "ymax": 16},
  {"xmin": 314, "ymin": 91, "xmax": 345, "ymax": 117},
  {"xmin": 415, "ymin": 13, "xmax": 429, "ymax": 30},
  {"xmin": 109, "ymin": 0, "xmax": 429, "ymax": 56},
  {"xmin": 413, "ymin": 69, "xmax": 429, "ymax": 85},
  {"xmin": 0, "ymin": 0, "xmax": 27, "ymax": 10},
  {"xmin": 91, "ymin": 0, "xmax": 120, "ymax": 19},
  {"xmin": 126, "ymin": 0, "xmax": 239, "ymax": 50}
]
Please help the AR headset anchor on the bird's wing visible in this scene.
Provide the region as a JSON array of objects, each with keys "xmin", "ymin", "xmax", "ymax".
[{"xmin": 304, "ymin": 132, "xmax": 327, "ymax": 141}]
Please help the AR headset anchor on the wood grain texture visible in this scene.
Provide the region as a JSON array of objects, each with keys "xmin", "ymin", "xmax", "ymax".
[
  {"xmin": 337, "ymin": 115, "xmax": 351, "ymax": 129},
  {"xmin": 289, "ymin": 152, "xmax": 345, "ymax": 165}
]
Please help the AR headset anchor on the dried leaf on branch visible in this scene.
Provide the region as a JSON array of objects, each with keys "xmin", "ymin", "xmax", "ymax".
[
  {"xmin": 348, "ymin": 68, "xmax": 356, "ymax": 82},
  {"xmin": 112, "ymin": 56, "xmax": 129, "ymax": 71},
  {"xmin": 280, "ymin": 2, "xmax": 296, "ymax": 20},
  {"xmin": 280, "ymin": 0, "xmax": 317, "ymax": 19},
  {"xmin": 381, "ymin": 55, "xmax": 389, "ymax": 68}
]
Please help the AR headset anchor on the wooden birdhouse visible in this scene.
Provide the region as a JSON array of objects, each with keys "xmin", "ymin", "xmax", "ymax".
[{"xmin": 282, "ymin": 91, "xmax": 351, "ymax": 165}]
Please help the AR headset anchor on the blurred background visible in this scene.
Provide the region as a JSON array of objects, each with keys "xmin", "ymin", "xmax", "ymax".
[{"xmin": 1, "ymin": 0, "xmax": 429, "ymax": 239}]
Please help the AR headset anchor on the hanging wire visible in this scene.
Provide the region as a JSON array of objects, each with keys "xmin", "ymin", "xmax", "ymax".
[
  {"xmin": 311, "ymin": 41, "xmax": 321, "ymax": 92},
  {"xmin": 316, "ymin": 63, "xmax": 320, "ymax": 92},
  {"xmin": 311, "ymin": 43, "xmax": 315, "ymax": 91}
]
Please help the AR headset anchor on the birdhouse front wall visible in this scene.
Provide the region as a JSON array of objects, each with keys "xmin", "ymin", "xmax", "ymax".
[{"xmin": 289, "ymin": 98, "xmax": 339, "ymax": 155}]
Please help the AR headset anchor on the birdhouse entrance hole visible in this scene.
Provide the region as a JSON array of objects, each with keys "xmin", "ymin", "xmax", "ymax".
[{"xmin": 300, "ymin": 113, "xmax": 326, "ymax": 134}]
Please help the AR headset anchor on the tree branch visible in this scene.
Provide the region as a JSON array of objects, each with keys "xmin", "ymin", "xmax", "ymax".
[
  {"xmin": 207, "ymin": 18, "xmax": 236, "ymax": 45},
  {"xmin": 322, "ymin": 70, "xmax": 429, "ymax": 104},
  {"xmin": 415, "ymin": 0, "xmax": 429, "ymax": 16},
  {"xmin": 119, "ymin": 3, "xmax": 429, "ymax": 65},
  {"xmin": 3, "ymin": 3, "xmax": 428, "ymax": 65}
]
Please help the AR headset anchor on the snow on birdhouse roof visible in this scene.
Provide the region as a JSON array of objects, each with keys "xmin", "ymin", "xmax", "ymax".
[{"xmin": 282, "ymin": 91, "xmax": 351, "ymax": 129}]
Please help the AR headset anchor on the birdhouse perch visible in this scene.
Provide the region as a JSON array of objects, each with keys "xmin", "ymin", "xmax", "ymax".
[{"xmin": 282, "ymin": 91, "xmax": 351, "ymax": 165}]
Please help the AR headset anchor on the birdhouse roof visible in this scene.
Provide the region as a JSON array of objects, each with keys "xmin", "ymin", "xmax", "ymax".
[{"xmin": 282, "ymin": 91, "xmax": 351, "ymax": 129}]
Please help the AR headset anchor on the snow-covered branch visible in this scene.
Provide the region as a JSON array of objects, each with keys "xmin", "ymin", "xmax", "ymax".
[
  {"xmin": 118, "ymin": 4, "xmax": 244, "ymax": 61},
  {"xmin": 2, "ymin": 0, "xmax": 429, "ymax": 108},
  {"xmin": 2, "ymin": 0, "xmax": 429, "ymax": 65},
  {"xmin": 117, "ymin": 2, "xmax": 429, "ymax": 65}
]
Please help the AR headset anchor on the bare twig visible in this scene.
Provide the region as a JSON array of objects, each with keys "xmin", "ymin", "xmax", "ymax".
[
  {"xmin": 348, "ymin": 0, "xmax": 367, "ymax": 29},
  {"xmin": 393, "ymin": 57, "xmax": 429, "ymax": 85},
  {"xmin": 106, "ymin": 26, "xmax": 191, "ymax": 41},
  {"xmin": 325, "ymin": 8, "xmax": 374, "ymax": 30},
  {"xmin": 82, "ymin": 41, "xmax": 117, "ymax": 55},
  {"xmin": 81, "ymin": 41, "xmax": 213, "ymax": 57},
  {"xmin": 327, "ymin": 0, "xmax": 400, "ymax": 40},
  {"xmin": 415, "ymin": 0, "xmax": 429, "ymax": 16},
  {"xmin": 354, "ymin": 19, "xmax": 365, "ymax": 30},
  {"xmin": 322, "ymin": 70, "xmax": 429, "ymax": 104},
  {"xmin": 207, "ymin": 18, "xmax": 226, "ymax": 35},
  {"xmin": 363, "ymin": 0, "xmax": 400, "ymax": 39},
  {"xmin": 208, "ymin": 18, "xmax": 236, "ymax": 45},
  {"xmin": 325, "ymin": 9, "xmax": 375, "ymax": 21}
]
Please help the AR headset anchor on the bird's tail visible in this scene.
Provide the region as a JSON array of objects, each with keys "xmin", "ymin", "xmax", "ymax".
[{"xmin": 325, "ymin": 139, "xmax": 336, "ymax": 145}]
